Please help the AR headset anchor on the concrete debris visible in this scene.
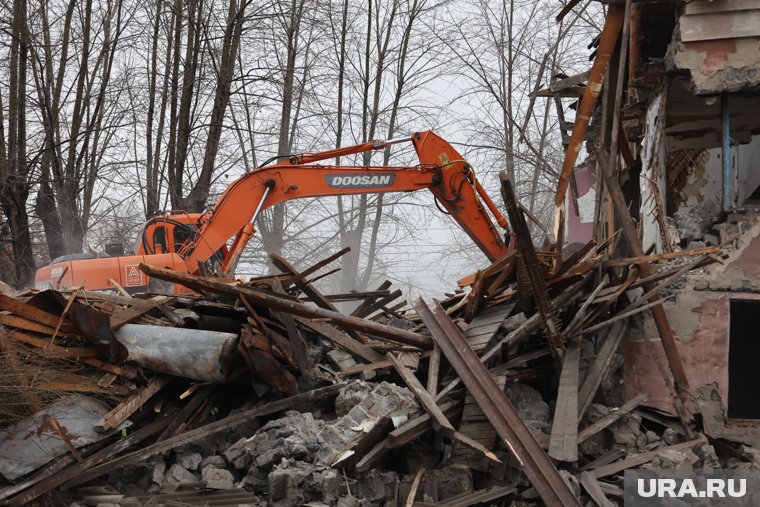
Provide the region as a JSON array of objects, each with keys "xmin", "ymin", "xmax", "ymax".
[
  {"xmin": 201, "ymin": 464, "xmax": 235, "ymax": 489},
  {"xmin": 505, "ymin": 383, "xmax": 550, "ymax": 431},
  {"xmin": 174, "ymin": 452, "xmax": 202, "ymax": 471},
  {"xmin": 165, "ymin": 463, "xmax": 198, "ymax": 484}
]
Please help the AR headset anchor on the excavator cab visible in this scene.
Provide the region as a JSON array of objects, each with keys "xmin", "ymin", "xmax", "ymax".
[{"xmin": 134, "ymin": 212, "xmax": 203, "ymax": 256}]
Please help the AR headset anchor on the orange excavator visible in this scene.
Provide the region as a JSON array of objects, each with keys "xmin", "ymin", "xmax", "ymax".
[{"xmin": 35, "ymin": 131, "xmax": 511, "ymax": 293}]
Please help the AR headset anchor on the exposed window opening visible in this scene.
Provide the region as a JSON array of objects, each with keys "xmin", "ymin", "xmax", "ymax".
[{"xmin": 728, "ymin": 299, "xmax": 760, "ymax": 419}]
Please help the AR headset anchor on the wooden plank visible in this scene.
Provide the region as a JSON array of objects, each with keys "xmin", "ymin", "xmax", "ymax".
[
  {"xmin": 351, "ymin": 280, "xmax": 392, "ymax": 317},
  {"xmin": 578, "ymin": 472, "xmax": 615, "ymax": 507},
  {"xmin": 272, "ymin": 280, "xmax": 314, "ymax": 378},
  {"xmin": 296, "ymin": 317, "xmax": 385, "ymax": 363},
  {"xmin": 457, "ymin": 252, "xmax": 516, "ymax": 287},
  {"xmin": 603, "ymin": 245, "xmax": 719, "ymax": 267},
  {"xmin": 578, "ymin": 320, "xmax": 628, "ymax": 421},
  {"xmin": 158, "ymin": 385, "xmax": 215, "ymax": 441},
  {"xmin": 426, "ymin": 344, "xmax": 441, "ymax": 397},
  {"xmin": 282, "ymin": 247, "xmax": 350, "ymax": 288},
  {"xmin": 434, "ymin": 275, "xmax": 591, "ymax": 403},
  {"xmin": 95, "ymin": 376, "xmax": 170, "ymax": 432},
  {"xmin": 0, "ymin": 313, "xmax": 77, "ymax": 336},
  {"xmin": 271, "ymin": 253, "xmax": 373, "ymax": 344},
  {"xmin": 0, "ymin": 294, "xmax": 77, "ymax": 331},
  {"xmin": 353, "ymin": 290, "xmax": 403, "ymax": 319},
  {"xmin": 564, "ymin": 275, "xmax": 609, "ymax": 335},
  {"xmin": 405, "ymin": 468, "xmax": 425, "ymax": 507},
  {"xmin": 577, "ymin": 394, "xmax": 649, "ymax": 444},
  {"xmin": 389, "ymin": 353, "xmax": 455, "ymax": 435},
  {"xmin": 355, "ymin": 401, "xmax": 462, "ymax": 474},
  {"xmin": 550, "ymin": 70, "xmax": 590, "ymax": 92},
  {"xmin": 108, "ymin": 278, "xmax": 132, "ymax": 298},
  {"xmin": 577, "ymin": 298, "xmax": 667, "ymax": 336},
  {"xmin": 500, "ymin": 171, "xmax": 563, "ymax": 357},
  {"xmin": 451, "ymin": 375, "xmax": 507, "ymax": 468},
  {"xmin": 436, "ymin": 485, "xmax": 516, "ymax": 507},
  {"xmin": 590, "ymin": 437, "xmax": 706, "ymax": 478},
  {"xmin": 5, "ymin": 330, "xmax": 140, "ymax": 379},
  {"xmin": 548, "ymin": 334, "xmax": 580, "ymax": 461}
]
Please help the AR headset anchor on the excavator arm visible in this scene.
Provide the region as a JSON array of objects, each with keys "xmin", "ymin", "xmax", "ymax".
[
  {"xmin": 181, "ymin": 131, "xmax": 510, "ymax": 274},
  {"xmin": 35, "ymin": 131, "xmax": 511, "ymax": 293}
]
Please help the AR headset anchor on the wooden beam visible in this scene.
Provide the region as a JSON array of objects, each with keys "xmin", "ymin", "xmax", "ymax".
[
  {"xmin": 590, "ymin": 437, "xmax": 706, "ymax": 478},
  {"xmin": 405, "ymin": 468, "xmax": 425, "ymax": 507},
  {"xmin": 550, "ymin": 70, "xmax": 590, "ymax": 92},
  {"xmin": 389, "ymin": 353, "xmax": 456, "ymax": 436},
  {"xmin": 139, "ymin": 264, "xmax": 432, "ymax": 349},
  {"xmin": 95, "ymin": 376, "xmax": 170, "ymax": 432},
  {"xmin": 0, "ymin": 294, "xmax": 77, "ymax": 331},
  {"xmin": 554, "ymin": 6, "xmax": 625, "ymax": 205},
  {"xmin": 296, "ymin": 317, "xmax": 385, "ymax": 364},
  {"xmin": 426, "ymin": 344, "xmax": 441, "ymax": 397},
  {"xmin": 549, "ymin": 334, "xmax": 580, "ymax": 461},
  {"xmin": 282, "ymin": 247, "xmax": 350, "ymax": 288},
  {"xmin": 594, "ymin": 151, "xmax": 691, "ymax": 404},
  {"xmin": 578, "ymin": 394, "xmax": 649, "ymax": 444},
  {"xmin": 603, "ymin": 245, "xmax": 719, "ymax": 267},
  {"xmin": 271, "ymin": 280, "xmax": 314, "ymax": 378},
  {"xmin": 270, "ymin": 252, "xmax": 368, "ymax": 345},
  {"xmin": 579, "ymin": 472, "xmax": 615, "ymax": 507},
  {"xmin": 578, "ymin": 320, "xmax": 628, "ymax": 420},
  {"xmin": 500, "ymin": 171, "xmax": 564, "ymax": 356}
]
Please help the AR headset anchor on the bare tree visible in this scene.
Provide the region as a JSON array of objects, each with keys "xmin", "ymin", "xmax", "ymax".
[{"xmin": 0, "ymin": 0, "xmax": 35, "ymax": 286}]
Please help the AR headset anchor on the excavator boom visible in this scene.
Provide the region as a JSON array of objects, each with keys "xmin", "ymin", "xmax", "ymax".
[
  {"xmin": 182, "ymin": 131, "xmax": 509, "ymax": 274},
  {"xmin": 35, "ymin": 131, "xmax": 510, "ymax": 292}
]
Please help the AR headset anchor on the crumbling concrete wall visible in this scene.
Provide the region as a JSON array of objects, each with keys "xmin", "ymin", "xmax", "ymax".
[
  {"xmin": 625, "ymin": 217, "xmax": 760, "ymax": 419},
  {"xmin": 672, "ymin": 38, "xmax": 760, "ymax": 95},
  {"xmin": 671, "ymin": 1, "xmax": 760, "ymax": 95}
]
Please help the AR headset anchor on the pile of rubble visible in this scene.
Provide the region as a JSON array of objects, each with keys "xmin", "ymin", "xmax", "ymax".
[{"xmin": 0, "ymin": 180, "xmax": 758, "ymax": 507}]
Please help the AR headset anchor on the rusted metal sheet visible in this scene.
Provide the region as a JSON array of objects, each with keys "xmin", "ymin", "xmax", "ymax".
[
  {"xmin": 554, "ymin": 6, "xmax": 624, "ymax": 206},
  {"xmin": 114, "ymin": 324, "xmax": 237, "ymax": 383},
  {"xmin": 28, "ymin": 290, "xmax": 128, "ymax": 361},
  {"xmin": 0, "ymin": 395, "xmax": 114, "ymax": 480},
  {"xmin": 413, "ymin": 298, "xmax": 581, "ymax": 507}
]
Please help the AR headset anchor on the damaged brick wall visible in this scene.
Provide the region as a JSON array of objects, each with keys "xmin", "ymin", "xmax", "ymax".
[{"xmin": 625, "ymin": 217, "xmax": 760, "ymax": 430}]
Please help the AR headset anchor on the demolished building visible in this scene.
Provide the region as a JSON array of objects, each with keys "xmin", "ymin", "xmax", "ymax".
[
  {"xmin": 1, "ymin": 1, "xmax": 760, "ymax": 506},
  {"xmin": 553, "ymin": 0, "xmax": 760, "ymax": 438}
]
